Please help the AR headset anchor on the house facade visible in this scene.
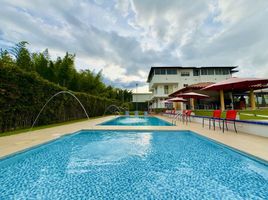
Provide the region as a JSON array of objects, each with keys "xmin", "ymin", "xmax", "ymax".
[{"xmin": 147, "ymin": 66, "xmax": 238, "ymax": 109}]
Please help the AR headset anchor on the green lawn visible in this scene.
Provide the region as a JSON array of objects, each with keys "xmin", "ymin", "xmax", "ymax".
[{"xmin": 194, "ymin": 109, "xmax": 268, "ymax": 120}]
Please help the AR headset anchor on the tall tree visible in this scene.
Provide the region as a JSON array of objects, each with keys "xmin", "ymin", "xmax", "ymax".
[
  {"xmin": 57, "ymin": 52, "xmax": 76, "ymax": 87},
  {"xmin": 0, "ymin": 49, "xmax": 14, "ymax": 67},
  {"xmin": 32, "ymin": 50, "xmax": 49, "ymax": 79},
  {"xmin": 10, "ymin": 41, "xmax": 33, "ymax": 71}
]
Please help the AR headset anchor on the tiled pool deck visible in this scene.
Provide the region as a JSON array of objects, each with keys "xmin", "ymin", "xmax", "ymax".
[{"xmin": 1, "ymin": 115, "xmax": 268, "ymax": 162}]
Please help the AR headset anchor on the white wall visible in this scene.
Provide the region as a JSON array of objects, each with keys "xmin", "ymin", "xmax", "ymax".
[{"xmin": 153, "ymin": 84, "xmax": 178, "ymax": 96}]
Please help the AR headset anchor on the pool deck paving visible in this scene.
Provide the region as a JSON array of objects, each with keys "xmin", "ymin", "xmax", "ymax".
[{"xmin": 1, "ymin": 115, "xmax": 268, "ymax": 162}]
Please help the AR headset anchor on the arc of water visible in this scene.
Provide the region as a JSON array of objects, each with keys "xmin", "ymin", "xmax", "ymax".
[
  {"xmin": 31, "ymin": 91, "xmax": 89, "ymax": 129},
  {"xmin": 103, "ymin": 104, "xmax": 127, "ymax": 116}
]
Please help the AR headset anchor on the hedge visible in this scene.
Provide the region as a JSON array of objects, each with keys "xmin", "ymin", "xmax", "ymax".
[{"xmin": 0, "ymin": 65, "xmax": 118, "ymax": 133}]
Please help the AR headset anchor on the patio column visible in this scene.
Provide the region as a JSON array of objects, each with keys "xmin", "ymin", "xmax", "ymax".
[
  {"xmin": 249, "ymin": 89, "xmax": 256, "ymax": 110},
  {"xmin": 190, "ymin": 98, "xmax": 194, "ymax": 110},
  {"xmin": 220, "ymin": 89, "xmax": 225, "ymax": 111}
]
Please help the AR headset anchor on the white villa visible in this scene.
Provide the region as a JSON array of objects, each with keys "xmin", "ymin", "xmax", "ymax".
[{"xmin": 147, "ymin": 66, "xmax": 238, "ymax": 109}]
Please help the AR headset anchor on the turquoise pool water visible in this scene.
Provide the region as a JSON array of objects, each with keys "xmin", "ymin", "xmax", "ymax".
[
  {"xmin": 1, "ymin": 130, "xmax": 268, "ymax": 199},
  {"xmin": 100, "ymin": 116, "xmax": 173, "ymax": 126}
]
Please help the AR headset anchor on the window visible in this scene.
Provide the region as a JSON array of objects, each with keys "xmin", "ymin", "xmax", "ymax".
[
  {"xmin": 222, "ymin": 69, "xmax": 229, "ymax": 75},
  {"xmin": 193, "ymin": 69, "xmax": 200, "ymax": 76},
  {"xmin": 208, "ymin": 68, "xmax": 214, "ymax": 75},
  {"xmin": 155, "ymin": 69, "xmax": 166, "ymax": 75},
  {"xmin": 164, "ymin": 85, "xmax": 169, "ymax": 94},
  {"xmin": 167, "ymin": 69, "xmax": 177, "ymax": 74},
  {"xmin": 155, "ymin": 69, "xmax": 161, "ymax": 74},
  {"xmin": 183, "ymin": 84, "xmax": 188, "ymax": 87},
  {"xmin": 201, "ymin": 69, "xmax": 208, "ymax": 75},
  {"xmin": 181, "ymin": 71, "xmax": 190, "ymax": 76},
  {"xmin": 155, "ymin": 86, "xmax": 158, "ymax": 94},
  {"xmin": 215, "ymin": 69, "xmax": 222, "ymax": 75}
]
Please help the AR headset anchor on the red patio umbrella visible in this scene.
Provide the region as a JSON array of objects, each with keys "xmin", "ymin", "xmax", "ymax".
[
  {"xmin": 168, "ymin": 97, "xmax": 187, "ymax": 112},
  {"xmin": 168, "ymin": 97, "xmax": 188, "ymax": 102},
  {"xmin": 175, "ymin": 92, "xmax": 210, "ymax": 110},
  {"xmin": 161, "ymin": 100, "xmax": 172, "ymax": 103},
  {"xmin": 175, "ymin": 92, "xmax": 209, "ymax": 99},
  {"xmin": 202, "ymin": 77, "xmax": 268, "ymax": 110}
]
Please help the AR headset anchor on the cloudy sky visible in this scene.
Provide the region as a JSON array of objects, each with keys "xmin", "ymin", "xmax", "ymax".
[{"xmin": 1, "ymin": 0, "xmax": 268, "ymax": 92}]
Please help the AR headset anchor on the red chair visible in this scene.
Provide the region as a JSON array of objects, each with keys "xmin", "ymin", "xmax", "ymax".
[
  {"xmin": 202, "ymin": 110, "xmax": 222, "ymax": 130},
  {"xmin": 223, "ymin": 110, "xmax": 237, "ymax": 133},
  {"xmin": 183, "ymin": 110, "xmax": 192, "ymax": 124},
  {"xmin": 210, "ymin": 110, "xmax": 222, "ymax": 130}
]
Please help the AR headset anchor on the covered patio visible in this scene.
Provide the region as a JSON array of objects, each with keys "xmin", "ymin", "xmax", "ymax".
[
  {"xmin": 169, "ymin": 82, "xmax": 221, "ymax": 110},
  {"xmin": 202, "ymin": 77, "xmax": 268, "ymax": 111},
  {"xmin": 169, "ymin": 79, "xmax": 268, "ymax": 111}
]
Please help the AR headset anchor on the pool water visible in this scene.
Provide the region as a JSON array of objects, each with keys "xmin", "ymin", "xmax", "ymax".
[
  {"xmin": 1, "ymin": 130, "xmax": 268, "ymax": 199},
  {"xmin": 100, "ymin": 116, "xmax": 173, "ymax": 126}
]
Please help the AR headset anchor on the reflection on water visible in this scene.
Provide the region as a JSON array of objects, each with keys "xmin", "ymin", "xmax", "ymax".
[
  {"xmin": 67, "ymin": 132, "xmax": 152, "ymax": 173},
  {"xmin": 101, "ymin": 116, "xmax": 173, "ymax": 126},
  {"xmin": 117, "ymin": 118, "xmax": 148, "ymax": 124}
]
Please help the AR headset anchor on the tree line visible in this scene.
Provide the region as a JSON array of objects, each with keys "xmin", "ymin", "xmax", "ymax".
[{"xmin": 0, "ymin": 41, "xmax": 132, "ymax": 101}]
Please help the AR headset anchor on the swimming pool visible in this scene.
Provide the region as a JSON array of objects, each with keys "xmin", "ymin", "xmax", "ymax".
[
  {"xmin": 1, "ymin": 130, "xmax": 268, "ymax": 199},
  {"xmin": 100, "ymin": 116, "xmax": 173, "ymax": 126}
]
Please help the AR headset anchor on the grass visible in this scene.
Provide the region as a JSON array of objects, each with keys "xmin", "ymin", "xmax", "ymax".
[
  {"xmin": 194, "ymin": 109, "xmax": 268, "ymax": 120},
  {"xmin": 0, "ymin": 116, "xmax": 106, "ymax": 137},
  {"xmin": 238, "ymin": 109, "xmax": 268, "ymax": 120}
]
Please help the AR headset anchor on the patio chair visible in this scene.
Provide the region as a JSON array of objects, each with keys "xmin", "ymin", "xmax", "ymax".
[
  {"xmin": 144, "ymin": 111, "xmax": 148, "ymax": 116},
  {"xmin": 171, "ymin": 110, "xmax": 181, "ymax": 125},
  {"xmin": 223, "ymin": 110, "xmax": 237, "ymax": 133},
  {"xmin": 125, "ymin": 111, "xmax": 129, "ymax": 116},
  {"xmin": 202, "ymin": 110, "xmax": 222, "ymax": 130},
  {"xmin": 134, "ymin": 111, "xmax": 139, "ymax": 116},
  {"xmin": 170, "ymin": 109, "xmax": 176, "ymax": 117},
  {"xmin": 182, "ymin": 110, "xmax": 192, "ymax": 124},
  {"xmin": 166, "ymin": 109, "xmax": 176, "ymax": 118},
  {"xmin": 175, "ymin": 110, "xmax": 187, "ymax": 121}
]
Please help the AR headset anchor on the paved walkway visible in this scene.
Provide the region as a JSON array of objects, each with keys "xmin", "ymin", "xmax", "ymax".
[{"xmin": 1, "ymin": 115, "xmax": 268, "ymax": 162}]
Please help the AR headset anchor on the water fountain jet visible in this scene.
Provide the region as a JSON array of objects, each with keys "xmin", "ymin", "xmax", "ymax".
[{"xmin": 31, "ymin": 91, "xmax": 89, "ymax": 129}]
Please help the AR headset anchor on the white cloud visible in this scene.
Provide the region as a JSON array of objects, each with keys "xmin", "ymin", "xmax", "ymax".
[{"xmin": 1, "ymin": 0, "xmax": 268, "ymax": 91}]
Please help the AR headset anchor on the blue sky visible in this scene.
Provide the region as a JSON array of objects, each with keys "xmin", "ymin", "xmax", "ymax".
[{"xmin": 1, "ymin": 0, "xmax": 268, "ymax": 92}]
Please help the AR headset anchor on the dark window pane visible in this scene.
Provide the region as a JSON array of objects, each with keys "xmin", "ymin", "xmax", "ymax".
[
  {"xmin": 193, "ymin": 69, "xmax": 200, "ymax": 76},
  {"xmin": 181, "ymin": 72, "xmax": 190, "ymax": 76},
  {"xmin": 201, "ymin": 69, "xmax": 207, "ymax": 75},
  {"xmin": 155, "ymin": 69, "xmax": 161, "ymax": 74},
  {"xmin": 222, "ymin": 69, "xmax": 229, "ymax": 75},
  {"xmin": 208, "ymin": 69, "xmax": 214, "ymax": 75},
  {"xmin": 215, "ymin": 69, "xmax": 222, "ymax": 75},
  {"xmin": 167, "ymin": 69, "xmax": 177, "ymax": 74}
]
